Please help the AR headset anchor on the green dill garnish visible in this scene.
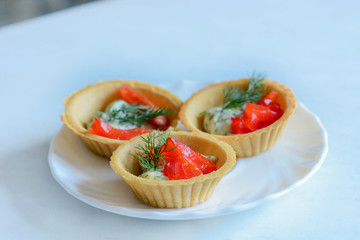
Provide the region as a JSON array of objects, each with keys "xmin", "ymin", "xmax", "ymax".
[
  {"xmin": 130, "ymin": 131, "xmax": 174, "ymax": 171},
  {"xmin": 199, "ymin": 110, "xmax": 207, "ymax": 115},
  {"xmin": 222, "ymin": 72, "xmax": 266, "ymax": 110},
  {"xmin": 102, "ymin": 103, "xmax": 173, "ymax": 124}
]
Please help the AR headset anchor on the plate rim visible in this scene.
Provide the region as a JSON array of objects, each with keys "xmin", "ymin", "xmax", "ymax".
[{"xmin": 48, "ymin": 102, "xmax": 328, "ymax": 220}]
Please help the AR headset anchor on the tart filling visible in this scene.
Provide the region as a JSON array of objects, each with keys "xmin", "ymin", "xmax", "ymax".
[
  {"xmin": 87, "ymin": 85, "xmax": 175, "ymax": 140},
  {"xmin": 130, "ymin": 131, "xmax": 218, "ymax": 180},
  {"xmin": 201, "ymin": 73, "xmax": 284, "ymax": 136}
]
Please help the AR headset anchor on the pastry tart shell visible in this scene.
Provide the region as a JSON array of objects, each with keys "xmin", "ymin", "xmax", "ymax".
[
  {"xmin": 61, "ymin": 80, "xmax": 182, "ymax": 158},
  {"xmin": 110, "ymin": 131, "xmax": 236, "ymax": 208},
  {"xmin": 179, "ymin": 78, "xmax": 297, "ymax": 158}
]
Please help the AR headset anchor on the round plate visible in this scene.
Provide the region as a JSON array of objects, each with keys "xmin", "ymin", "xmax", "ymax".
[{"xmin": 49, "ymin": 81, "xmax": 328, "ymax": 220}]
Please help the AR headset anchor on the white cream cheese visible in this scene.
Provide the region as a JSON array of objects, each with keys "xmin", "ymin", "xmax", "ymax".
[
  {"xmin": 203, "ymin": 106, "xmax": 244, "ymax": 135},
  {"xmin": 97, "ymin": 100, "xmax": 143, "ymax": 130},
  {"xmin": 201, "ymin": 154, "xmax": 218, "ymax": 163},
  {"xmin": 139, "ymin": 170, "xmax": 168, "ymax": 180}
]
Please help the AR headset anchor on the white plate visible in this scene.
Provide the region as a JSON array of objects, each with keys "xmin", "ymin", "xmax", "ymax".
[{"xmin": 48, "ymin": 81, "xmax": 328, "ymax": 220}]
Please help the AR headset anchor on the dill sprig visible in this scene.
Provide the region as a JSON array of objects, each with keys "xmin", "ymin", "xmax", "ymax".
[
  {"xmin": 222, "ymin": 72, "xmax": 266, "ymax": 110},
  {"xmin": 130, "ymin": 131, "xmax": 174, "ymax": 171},
  {"xmin": 104, "ymin": 103, "xmax": 173, "ymax": 123}
]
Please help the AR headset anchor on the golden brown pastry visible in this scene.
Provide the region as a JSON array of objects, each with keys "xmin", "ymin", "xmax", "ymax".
[
  {"xmin": 179, "ymin": 77, "xmax": 296, "ymax": 157},
  {"xmin": 61, "ymin": 80, "xmax": 182, "ymax": 158},
  {"xmin": 110, "ymin": 131, "xmax": 236, "ymax": 208}
]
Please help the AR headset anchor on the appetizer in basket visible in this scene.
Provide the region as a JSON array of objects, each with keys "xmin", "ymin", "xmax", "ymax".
[
  {"xmin": 179, "ymin": 73, "xmax": 296, "ymax": 157},
  {"xmin": 110, "ymin": 131, "xmax": 236, "ymax": 208},
  {"xmin": 61, "ymin": 80, "xmax": 182, "ymax": 158}
]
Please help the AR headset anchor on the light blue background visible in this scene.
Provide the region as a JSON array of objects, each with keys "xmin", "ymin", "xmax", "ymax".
[{"xmin": 0, "ymin": 0, "xmax": 359, "ymax": 239}]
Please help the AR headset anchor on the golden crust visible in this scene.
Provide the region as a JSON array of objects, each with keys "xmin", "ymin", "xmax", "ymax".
[
  {"xmin": 179, "ymin": 78, "xmax": 297, "ymax": 158},
  {"xmin": 61, "ymin": 80, "xmax": 183, "ymax": 158},
  {"xmin": 110, "ymin": 131, "xmax": 236, "ymax": 208}
]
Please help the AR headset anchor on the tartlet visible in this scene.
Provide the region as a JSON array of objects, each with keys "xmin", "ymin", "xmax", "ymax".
[
  {"xmin": 179, "ymin": 78, "xmax": 296, "ymax": 158},
  {"xmin": 61, "ymin": 80, "xmax": 182, "ymax": 158},
  {"xmin": 110, "ymin": 131, "xmax": 236, "ymax": 208}
]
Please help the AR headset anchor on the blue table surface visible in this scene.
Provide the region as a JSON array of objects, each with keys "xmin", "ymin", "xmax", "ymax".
[{"xmin": 0, "ymin": 0, "xmax": 359, "ymax": 239}]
